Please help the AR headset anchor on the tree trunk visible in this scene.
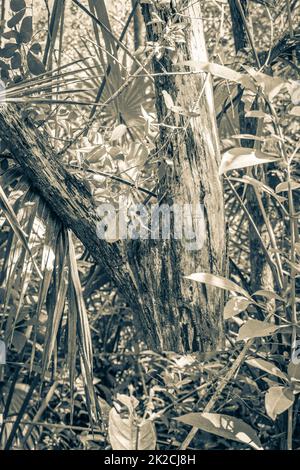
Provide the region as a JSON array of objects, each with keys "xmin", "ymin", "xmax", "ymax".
[
  {"xmin": 0, "ymin": 0, "xmax": 226, "ymax": 353},
  {"xmin": 134, "ymin": 1, "xmax": 226, "ymax": 352},
  {"xmin": 131, "ymin": 0, "xmax": 144, "ymax": 50}
]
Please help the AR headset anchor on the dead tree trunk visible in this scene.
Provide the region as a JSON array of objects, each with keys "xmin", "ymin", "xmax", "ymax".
[
  {"xmin": 132, "ymin": 1, "xmax": 226, "ymax": 352},
  {"xmin": 0, "ymin": 0, "xmax": 226, "ymax": 353},
  {"xmin": 131, "ymin": 0, "xmax": 145, "ymax": 50}
]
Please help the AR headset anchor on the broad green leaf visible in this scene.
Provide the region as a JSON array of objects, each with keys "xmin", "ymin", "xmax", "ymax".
[
  {"xmin": 27, "ymin": 51, "xmax": 45, "ymax": 76},
  {"xmin": 224, "ymin": 296, "xmax": 252, "ymax": 320},
  {"xmin": 261, "ymin": 377, "xmax": 282, "ymax": 389},
  {"xmin": 290, "ymin": 81, "xmax": 300, "ymax": 105},
  {"xmin": 7, "ymin": 8, "xmax": 25, "ymax": 28},
  {"xmin": 265, "ymin": 386, "xmax": 294, "ymax": 420},
  {"xmin": 246, "ymin": 358, "xmax": 288, "ymax": 381},
  {"xmin": 183, "ymin": 61, "xmax": 243, "ymax": 83},
  {"xmin": 275, "ymin": 181, "xmax": 300, "ymax": 193},
  {"xmin": 288, "ymin": 362, "xmax": 300, "ymax": 382},
  {"xmin": 185, "ymin": 273, "xmax": 250, "ymax": 299},
  {"xmin": 10, "ymin": 0, "xmax": 26, "ymax": 11},
  {"xmin": 289, "ymin": 106, "xmax": 300, "ymax": 116},
  {"xmin": 92, "ymin": 174, "xmax": 106, "ymax": 184},
  {"xmin": 11, "ymin": 51, "xmax": 21, "ymax": 69},
  {"xmin": 238, "ymin": 319, "xmax": 278, "ymax": 341},
  {"xmin": 251, "ymin": 71, "xmax": 284, "ymax": 100},
  {"xmin": 245, "ymin": 110, "xmax": 271, "ymax": 120},
  {"xmin": 108, "ymin": 408, "xmax": 156, "ymax": 450},
  {"xmin": 114, "ymin": 393, "xmax": 139, "ymax": 414},
  {"xmin": 253, "ymin": 289, "xmax": 283, "ymax": 301},
  {"xmin": 162, "ymin": 90, "xmax": 175, "ymax": 110},
  {"xmin": 219, "ymin": 147, "xmax": 279, "ymax": 175},
  {"xmin": 175, "ymin": 412, "xmax": 263, "ymax": 450},
  {"xmin": 1, "ymin": 30, "xmax": 18, "ymax": 40},
  {"xmin": 30, "ymin": 43, "xmax": 42, "ymax": 55},
  {"xmin": 231, "ymin": 134, "xmax": 265, "ymax": 142},
  {"xmin": 0, "ymin": 42, "xmax": 19, "ymax": 58},
  {"xmin": 182, "ymin": 61, "xmax": 254, "ymax": 90},
  {"xmin": 19, "ymin": 16, "xmax": 32, "ymax": 43},
  {"xmin": 111, "ymin": 124, "xmax": 127, "ymax": 141}
]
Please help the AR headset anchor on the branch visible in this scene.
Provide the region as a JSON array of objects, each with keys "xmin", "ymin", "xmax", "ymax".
[{"xmin": 0, "ymin": 104, "xmax": 157, "ymax": 343}]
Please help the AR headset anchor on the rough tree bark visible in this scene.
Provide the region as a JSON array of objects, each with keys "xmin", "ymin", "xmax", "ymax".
[
  {"xmin": 0, "ymin": 0, "xmax": 226, "ymax": 353},
  {"xmin": 134, "ymin": 1, "xmax": 226, "ymax": 352},
  {"xmin": 131, "ymin": 0, "xmax": 145, "ymax": 50}
]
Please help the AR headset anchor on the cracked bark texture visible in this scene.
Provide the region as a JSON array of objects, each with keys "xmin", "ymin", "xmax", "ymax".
[{"xmin": 0, "ymin": 0, "xmax": 226, "ymax": 353}]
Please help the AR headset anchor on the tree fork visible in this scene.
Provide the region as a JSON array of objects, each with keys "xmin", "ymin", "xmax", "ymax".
[
  {"xmin": 0, "ymin": 0, "xmax": 226, "ymax": 353},
  {"xmin": 130, "ymin": 1, "xmax": 226, "ymax": 352}
]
